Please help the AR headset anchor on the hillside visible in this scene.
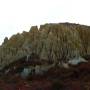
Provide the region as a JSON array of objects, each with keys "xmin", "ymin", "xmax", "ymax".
[
  {"xmin": 0, "ymin": 23, "xmax": 90, "ymax": 68},
  {"xmin": 0, "ymin": 22, "xmax": 90, "ymax": 89},
  {"xmin": 0, "ymin": 53, "xmax": 90, "ymax": 90}
]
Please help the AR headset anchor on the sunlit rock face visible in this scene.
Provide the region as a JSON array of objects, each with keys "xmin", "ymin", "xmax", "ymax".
[
  {"xmin": 0, "ymin": 23, "xmax": 90, "ymax": 68},
  {"xmin": 68, "ymin": 57, "xmax": 88, "ymax": 65}
]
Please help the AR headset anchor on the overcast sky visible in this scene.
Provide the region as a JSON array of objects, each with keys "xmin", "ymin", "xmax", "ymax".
[{"xmin": 0, "ymin": 0, "xmax": 90, "ymax": 44}]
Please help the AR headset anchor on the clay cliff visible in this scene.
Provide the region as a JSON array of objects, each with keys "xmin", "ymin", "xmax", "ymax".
[{"xmin": 0, "ymin": 23, "xmax": 90, "ymax": 68}]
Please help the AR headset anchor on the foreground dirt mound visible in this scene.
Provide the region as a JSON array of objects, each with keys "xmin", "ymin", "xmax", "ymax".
[{"xmin": 0, "ymin": 61, "xmax": 90, "ymax": 90}]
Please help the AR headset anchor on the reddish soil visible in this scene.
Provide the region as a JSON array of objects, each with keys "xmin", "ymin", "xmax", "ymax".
[{"xmin": 0, "ymin": 60, "xmax": 90, "ymax": 90}]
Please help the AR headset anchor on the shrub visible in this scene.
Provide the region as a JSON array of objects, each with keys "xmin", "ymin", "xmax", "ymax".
[{"xmin": 52, "ymin": 79, "xmax": 64, "ymax": 90}]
